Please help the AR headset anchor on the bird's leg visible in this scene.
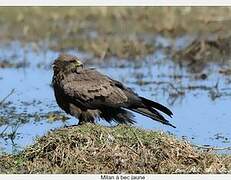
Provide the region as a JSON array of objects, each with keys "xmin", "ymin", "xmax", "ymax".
[{"xmin": 78, "ymin": 111, "xmax": 95, "ymax": 125}]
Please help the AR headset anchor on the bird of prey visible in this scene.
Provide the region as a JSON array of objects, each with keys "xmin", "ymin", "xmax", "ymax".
[{"xmin": 52, "ymin": 54, "xmax": 175, "ymax": 128}]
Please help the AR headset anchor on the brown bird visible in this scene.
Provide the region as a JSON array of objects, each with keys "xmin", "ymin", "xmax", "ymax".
[{"xmin": 52, "ymin": 54, "xmax": 175, "ymax": 128}]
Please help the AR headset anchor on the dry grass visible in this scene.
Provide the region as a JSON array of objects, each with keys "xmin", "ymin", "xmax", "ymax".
[
  {"xmin": 172, "ymin": 34, "xmax": 231, "ymax": 73},
  {"xmin": 1, "ymin": 7, "xmax": 231, "ymax": 59},
  {"xmin": 0, "ymin": 124, "xmax": 230, "ymax": 174}
]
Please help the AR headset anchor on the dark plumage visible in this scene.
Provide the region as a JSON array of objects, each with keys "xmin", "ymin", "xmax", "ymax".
[{"xmin": 52, "ymin": 54, "xmax": 175, "ymax": 128}]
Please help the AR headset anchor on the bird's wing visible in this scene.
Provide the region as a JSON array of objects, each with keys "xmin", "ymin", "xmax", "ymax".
[{"xmin": 60, "ymin": 69, "xmax": 130, "ymax": 108}]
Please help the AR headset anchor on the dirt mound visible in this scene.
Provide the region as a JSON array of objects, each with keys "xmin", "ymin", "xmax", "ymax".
[{"xmin": 0, "ymin": 124, "xmax": 230, "ymax": 174}]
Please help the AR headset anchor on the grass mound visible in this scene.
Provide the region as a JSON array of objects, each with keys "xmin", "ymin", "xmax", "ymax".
[{"xmin": 0, "ymin": 124, "xmax": 231, "ymax": 174}]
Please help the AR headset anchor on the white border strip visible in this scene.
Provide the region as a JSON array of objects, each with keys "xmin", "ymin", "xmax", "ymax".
[
  {"xmin": 1, "ymin": 174, "xmax": 231, "ymax": 180},
  {"xmin": 0, "ymin": 0, "xmax": 231, "ymax": 6}
]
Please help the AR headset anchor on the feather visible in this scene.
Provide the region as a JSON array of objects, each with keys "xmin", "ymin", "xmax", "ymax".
[{"xmin": 52, "ymin": 54, "xmax": 175, "ymax": 127}]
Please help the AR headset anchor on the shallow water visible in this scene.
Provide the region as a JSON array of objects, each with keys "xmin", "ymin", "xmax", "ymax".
[{"xmin": 0, "ymin": 40, "xmax": 231, "ymax": 154}]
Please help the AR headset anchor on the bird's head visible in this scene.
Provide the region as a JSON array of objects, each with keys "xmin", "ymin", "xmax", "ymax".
[{"xmin": 53, "ymin": 54, "xmax": 83, "ymax": 73}]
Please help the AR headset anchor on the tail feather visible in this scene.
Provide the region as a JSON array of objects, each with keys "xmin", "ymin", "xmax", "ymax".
[
  {"xmin": 100, "ymin": 108, "xmax": 135, "ymax": 124},
  {"xmin": 131, "ymin": 96, "xmax": 175, "ymax": 128},
  {"xmin": 131, "ymin": 107, "xmax": 176, "ymax": 128},
  {"xmin": 140, "ymin": 97, "xmax": 173, "ymax": 117}
]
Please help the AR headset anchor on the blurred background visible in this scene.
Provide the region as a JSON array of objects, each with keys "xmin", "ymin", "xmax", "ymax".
[{"xmin": 0, "ymin": 7, "xmax": 231, "ymax": 154}]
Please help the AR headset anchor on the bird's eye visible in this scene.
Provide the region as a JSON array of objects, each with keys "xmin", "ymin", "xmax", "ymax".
[{"xmin": 70, "ymin": 59, "xmax": 76, "ymax": 63}]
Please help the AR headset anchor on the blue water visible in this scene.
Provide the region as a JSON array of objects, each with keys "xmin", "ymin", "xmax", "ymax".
[{"xmin": 0, "ymin": 41, "xmax": 231, "ymax": 154}]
